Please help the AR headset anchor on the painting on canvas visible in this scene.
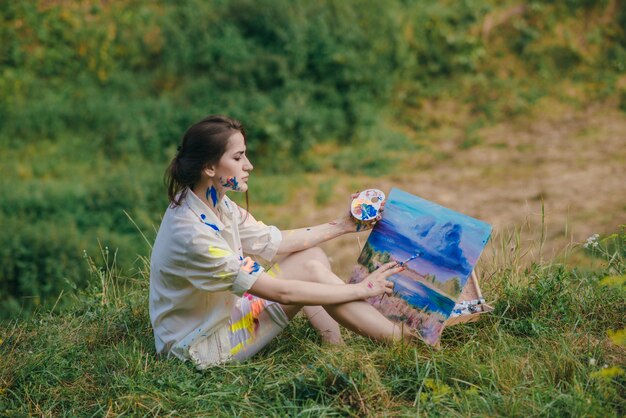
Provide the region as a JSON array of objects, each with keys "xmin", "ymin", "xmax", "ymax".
[{"xmin": 349, "ymin": 188, "xmax": 492, "ymax": 345}]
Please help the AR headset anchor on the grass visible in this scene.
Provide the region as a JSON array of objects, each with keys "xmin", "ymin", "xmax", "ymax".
[{"xmin": 0, "ymin": 231, "xmax": 624, "ymax": 416}]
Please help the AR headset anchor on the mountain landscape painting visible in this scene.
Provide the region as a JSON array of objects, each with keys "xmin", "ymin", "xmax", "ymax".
[{"xmin": 349, "ymin": 188, "xmax": 492, "ymax": 345}]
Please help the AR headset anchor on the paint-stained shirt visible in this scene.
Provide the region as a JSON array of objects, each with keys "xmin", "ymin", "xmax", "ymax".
[{"xmin": 149, "ymin": 189, "xmax": 282, "ymax": 364}]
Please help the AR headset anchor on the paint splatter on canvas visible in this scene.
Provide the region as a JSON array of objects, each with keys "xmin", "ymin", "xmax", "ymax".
[{"xmin": 349, "ymin": 188, "xmax": 492, "ymax": 345}]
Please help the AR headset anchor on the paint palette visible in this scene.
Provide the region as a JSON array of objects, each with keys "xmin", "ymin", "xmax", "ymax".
[{"xmin": 351, "ymin": 189, "xmax": 386, "ymax": 222}]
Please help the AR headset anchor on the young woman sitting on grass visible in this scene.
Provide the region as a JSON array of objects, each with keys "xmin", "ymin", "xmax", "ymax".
[{"xmin": 150, "ymin": 114, "xmax": 412, "ymax": 369}]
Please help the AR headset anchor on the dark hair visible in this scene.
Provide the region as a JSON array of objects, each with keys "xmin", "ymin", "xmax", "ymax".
[{"xmin": 166, "ymin": 115, "xmax": 247, "ymax": 207}]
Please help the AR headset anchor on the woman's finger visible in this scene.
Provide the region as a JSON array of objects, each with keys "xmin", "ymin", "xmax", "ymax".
[
  {"xmin": 378, "ymin": 261, "xmax": 399, "ymax": 271},
  {"xmin": 381, "ymin": 265, "xmax": 405, "ymax": 278}
]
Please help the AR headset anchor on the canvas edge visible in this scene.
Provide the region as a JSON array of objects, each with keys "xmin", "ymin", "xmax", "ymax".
[{"xmin": 443, "ymin": 270, "xmax": 493, "ymax": 327}]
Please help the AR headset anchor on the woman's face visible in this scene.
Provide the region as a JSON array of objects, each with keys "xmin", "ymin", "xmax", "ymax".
[{"xmin": 212, "ymin": 131, "xmax": 253, "ymax": 193}]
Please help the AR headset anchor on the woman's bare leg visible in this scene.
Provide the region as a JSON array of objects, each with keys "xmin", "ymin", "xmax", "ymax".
[
  {"xmin": 270, "ymin": 248, "xmax": 343, "ymax": 344},
  {"xmin": 274, "ymin": 248, "xmax": 412, "ymax": 342}
]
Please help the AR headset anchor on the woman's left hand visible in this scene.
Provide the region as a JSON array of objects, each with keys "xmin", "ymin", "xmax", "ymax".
[{"xmin": 340, "ymin": 192, "xmax": 385, "ymax": 233}]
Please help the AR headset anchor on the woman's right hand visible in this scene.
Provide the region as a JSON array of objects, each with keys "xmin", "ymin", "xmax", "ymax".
[{"xmin": 359, "ymin": 261, "xmax": 406, "ymax": 298}]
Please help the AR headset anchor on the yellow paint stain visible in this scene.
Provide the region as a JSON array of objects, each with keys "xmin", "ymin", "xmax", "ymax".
[
  {"xmin": 208, "ymin": 246, "xmax": 232, "ymax": 258},
  {"xmin": 230, "ymin": 300, "xmax": 265, "ymax": 334},
  {"xmin": 229, "ymin": 299, "xmax": 266, "ymax": 355},
  {"xmin": 230, "ymin": 336, "xmax": 255, "ymax": 356},
  {"xmin": 230, "ymin": 312, "xmax": 255, "ymax": 334},
  {"xmin": 267, "ymin": 263, "xmax": 282, "ymax": 278}
]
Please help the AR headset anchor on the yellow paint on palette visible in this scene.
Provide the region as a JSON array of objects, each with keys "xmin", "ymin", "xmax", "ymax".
[{"xmin": 208, "ymin": 246, "xmax": 232, "ymax": 258}]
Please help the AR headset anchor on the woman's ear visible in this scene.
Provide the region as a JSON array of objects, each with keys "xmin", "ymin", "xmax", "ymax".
[{"xmin": 204, "ymin": 165, "xmax": 216, "ymax": 178}]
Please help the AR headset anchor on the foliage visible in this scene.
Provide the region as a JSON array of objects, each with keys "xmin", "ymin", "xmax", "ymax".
[{"xmin": 2, "ymin": 0, "xmax": 623, "ymax": 157}]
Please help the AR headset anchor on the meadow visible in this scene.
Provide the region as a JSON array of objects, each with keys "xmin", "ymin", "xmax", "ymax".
[
  {"xmin": 1, "ymin": 0, "xmax": 625, "ymax": 415},
  {"xmin": 0, "ymin": 228, "xmax": 623, "ymax": 416}
]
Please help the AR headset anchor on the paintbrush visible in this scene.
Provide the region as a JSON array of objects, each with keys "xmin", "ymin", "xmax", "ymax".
[
  {"xmin": 398, "ymin": 252, "xmax": 421, "ymax": 266},
  {"xmin": 378, "ymin": 252, "xmax": 421, "ymax": 304}
]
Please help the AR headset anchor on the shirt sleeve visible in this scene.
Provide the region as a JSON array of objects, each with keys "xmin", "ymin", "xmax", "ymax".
[
  {"xmin": 185, "ymin": 231, "xmax": 265, "ymax": 296},
  {"xmin": 236, "ymin": 207, "xmax": 282, "ymax": 261}
]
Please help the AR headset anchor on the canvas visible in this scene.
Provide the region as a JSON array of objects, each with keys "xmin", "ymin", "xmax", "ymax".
[{"xmin": 349, "ymin": 188, "xmax": 492, "ymax": 345}]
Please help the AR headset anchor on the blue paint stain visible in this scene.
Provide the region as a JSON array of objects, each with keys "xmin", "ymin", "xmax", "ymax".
[
  {"xmin": 206, "ymin": 186, "xmax": 218, "ymax": 206},
  {"xmin": 250, "ymin": 261, "xmax": 261, "ymax": 273},
  {"xmin": 200, "ymin": 214, "xmax": 220, "ymax": 231},
  {"xmin": 221, "ymin": 176, "xmax": 239, "ymax": 190}
]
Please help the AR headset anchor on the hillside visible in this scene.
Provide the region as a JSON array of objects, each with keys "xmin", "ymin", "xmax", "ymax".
[{"xmin": 0, "ymin": 1, "xmax": 625, "ymax": 414}]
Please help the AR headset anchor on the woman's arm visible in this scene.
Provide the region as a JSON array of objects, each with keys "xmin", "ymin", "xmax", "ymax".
[
  {"xmin": 277, "ymin": 217, "xmax": 355, "ymax": 255},
  {"xmin": 277, "ymin": 192, "xmax": 382, "ymax": 254},
  {"xmin": 248, "ymin": 261, "xmax": 403, "ymax": 305}
]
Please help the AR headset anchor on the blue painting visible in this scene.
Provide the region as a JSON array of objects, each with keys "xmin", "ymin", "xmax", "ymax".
[{"xmin": 349, "ymin": 188, "xmax": 492, "ymax": 345}]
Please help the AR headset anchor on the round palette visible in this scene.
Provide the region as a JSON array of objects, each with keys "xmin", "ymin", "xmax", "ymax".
[{"xmin": 351, "ymin": 189, "xmax": 386, "ymax": 222}]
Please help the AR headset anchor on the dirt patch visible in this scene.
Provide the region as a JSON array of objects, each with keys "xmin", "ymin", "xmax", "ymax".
[{"xmin": 286, "ymin": 103, "xmax": 626, "ymax": 279}]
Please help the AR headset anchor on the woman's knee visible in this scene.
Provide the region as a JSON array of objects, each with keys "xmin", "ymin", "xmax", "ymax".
[
  {"xmin": 302, "ymin": 258, "xmax": 344, "ymax": 285},
  {"xmin": 302, "ymin": 258, "xmax": 327, "ymax": 275},
  {"xmin": 299, "ymin": 246, "xmax": 331, "ymax": 269}
]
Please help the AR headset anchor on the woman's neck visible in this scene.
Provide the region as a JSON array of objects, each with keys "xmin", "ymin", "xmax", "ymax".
[{"xmin": 192, "ymin": 181, "xmax": 224, "ymax": 215}]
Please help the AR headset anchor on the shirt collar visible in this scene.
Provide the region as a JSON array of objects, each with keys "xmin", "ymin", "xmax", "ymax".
[{"xmin": 184, "ymin": 188, "xmax": 227, "ymax": 231}]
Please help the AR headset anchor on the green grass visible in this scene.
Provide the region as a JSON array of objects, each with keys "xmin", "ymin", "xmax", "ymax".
[{"xmin": 1, "ymin": 233, "xmax": 624, "ymax": 416}]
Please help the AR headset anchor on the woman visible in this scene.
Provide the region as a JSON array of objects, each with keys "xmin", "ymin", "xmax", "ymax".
[{"xmin": 150, "ymin": 115, "xmax": 411, "ymax": 369}]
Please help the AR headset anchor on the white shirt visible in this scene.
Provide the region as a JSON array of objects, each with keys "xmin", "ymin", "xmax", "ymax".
[{"xmin": 149, "ymin": 189, "xmax": 282, "ymax": 364}]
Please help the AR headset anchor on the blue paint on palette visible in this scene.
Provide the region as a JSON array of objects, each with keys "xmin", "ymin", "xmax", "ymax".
[{"xmin": 360, "ymin": 203, "xmax": 377, "ymax": 220}]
